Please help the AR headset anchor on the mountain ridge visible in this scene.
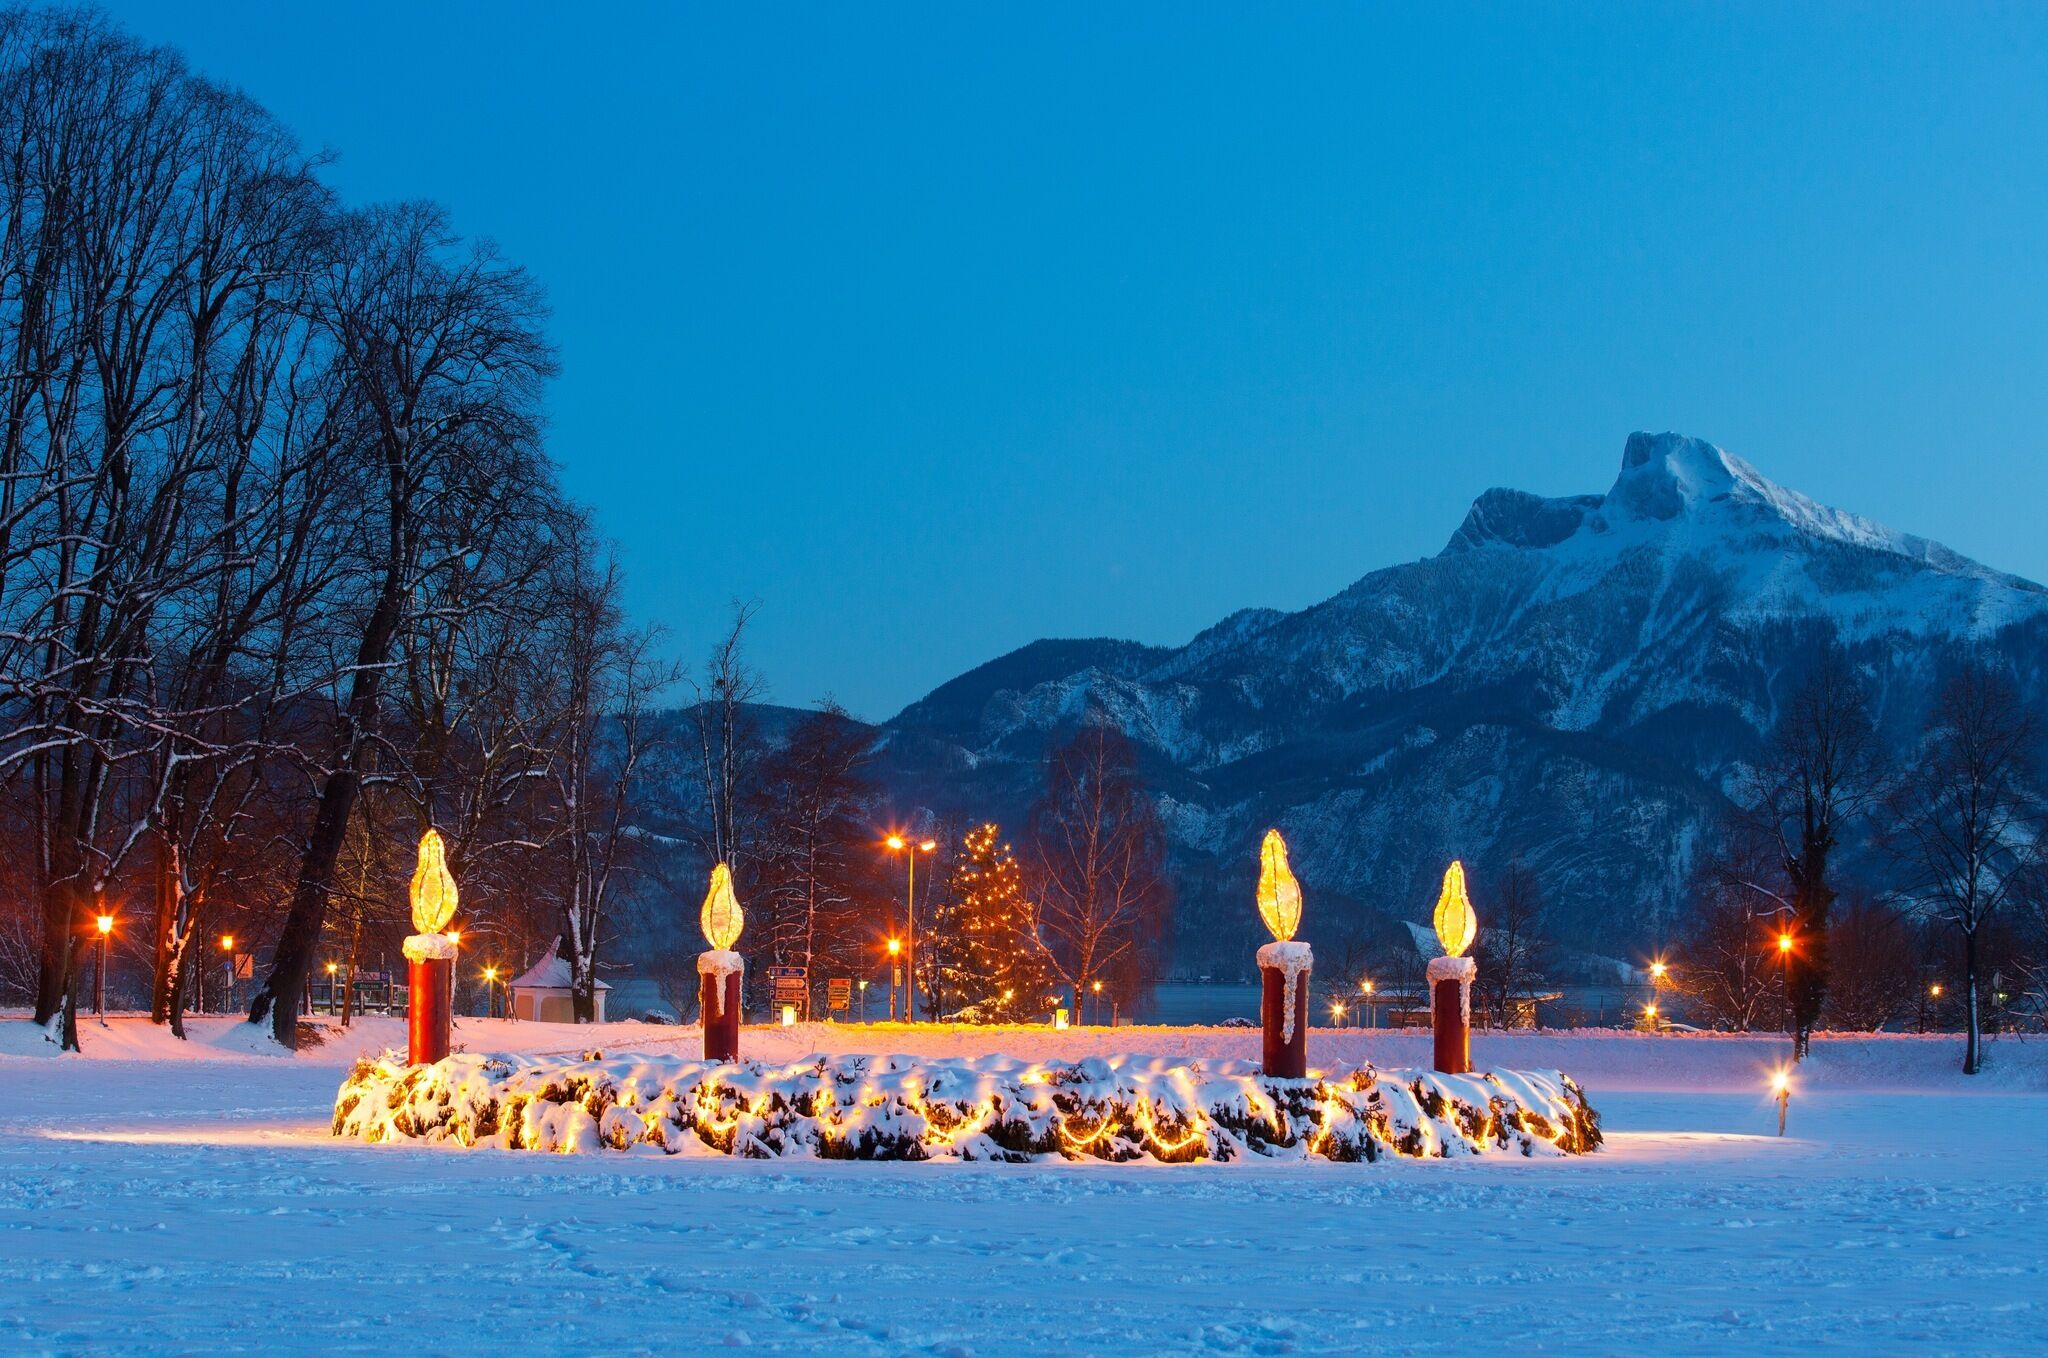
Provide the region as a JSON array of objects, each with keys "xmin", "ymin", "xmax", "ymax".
[{"xmin": 875, "ymin": 433, "xmax": 2048, "ymax": 969}]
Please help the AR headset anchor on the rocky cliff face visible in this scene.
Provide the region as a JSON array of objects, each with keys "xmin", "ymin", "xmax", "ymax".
[{"xmin": 877, "ymin": 433, "xmax": 2048, "ymax": 971}]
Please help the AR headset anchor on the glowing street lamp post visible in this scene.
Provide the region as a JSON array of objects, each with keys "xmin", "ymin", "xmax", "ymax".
[
  {"xmin": 886, "ymin": 937, "xmax": 903, "ymax": 1021},
  {"xmin": 698, "ymin": 862, "xmax": 745, "ymax": 1061},
  {"xmin": 1359, "ymin": 978, "xmax": 1376, "ymax": 1029},
  {"xmin": 886, "ymin": 836, "xmax": 936, "ymax": 1023},
  {"xmin": 94, "ymin": 913, "xmax": 113, "ymax": 1016},
  {"xmin": 219, "ymin": 934, "xmax": 236, "ymax": 1013},
  {"xmin": 403, "ymin": 830, "xmax": 459, "ymax": 1066},
  {"xmin": 1429, "ymin": 862, "xmax": 1478, "ymax": 1075},
  {"xmin": 1255, "ymin": 829, "xmax": 1311, "ymax": 1079}
]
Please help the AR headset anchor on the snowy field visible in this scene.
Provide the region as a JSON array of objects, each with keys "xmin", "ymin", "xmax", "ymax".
[{"xmin": 3, "ymin": 1017, "xmax": 2045, "ymax": 1356}]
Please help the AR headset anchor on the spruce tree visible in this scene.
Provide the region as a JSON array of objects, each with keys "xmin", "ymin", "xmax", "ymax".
[{"xmin": 948, "ymin": 822, "xmax": 1051, "ymax": 1020}]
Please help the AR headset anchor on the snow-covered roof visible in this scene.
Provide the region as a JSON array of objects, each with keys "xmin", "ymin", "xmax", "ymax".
[{"xmin": 510, "ymin": 950, "xmax": 610, "ymax": 992}]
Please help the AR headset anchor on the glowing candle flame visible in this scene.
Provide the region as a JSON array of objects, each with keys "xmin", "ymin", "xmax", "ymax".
[
  {"xmin": 1433, "ymin": 860, "xmax": 1476, "ymax": 958},
  {"xmin": 700, "ymin": 861, "xmax": 744, "ymax": 951},
  {"xmin": 1256, "ymin": 829, "xmax": 1303, "ymax": 942},
  {"xmin": 409, "ymin": 828, "xmax": 458, "ymax": 935}
]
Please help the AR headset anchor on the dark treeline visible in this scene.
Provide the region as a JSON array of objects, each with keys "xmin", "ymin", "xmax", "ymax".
[
  {"xmin": 0, "ymin": 7, "xmax": 666, "ymax": 1049},
  {"xmin": 1681, "ymin": 650, "xmax": 2047, "ymax": 1073}
]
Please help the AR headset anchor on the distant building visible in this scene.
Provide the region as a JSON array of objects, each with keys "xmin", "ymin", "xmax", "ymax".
[{"xmin": 509, "ymin": 949, "xmax": 610, "ymax": 1023}]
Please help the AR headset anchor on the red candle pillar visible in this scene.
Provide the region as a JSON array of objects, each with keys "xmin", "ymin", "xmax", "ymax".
[
  {"xmin": 699, "ymin": 950, "xmax": 743, "ymax": 1062},
  {"xmin": 1428, "ymin": 955, "xmax": 1475, "ymax": 1075},
  {"xmin": 1258, "ymin": 941, "xmax": 1312, "ymax": 1079},
  {"xmin": 403, "ymin": 934, "xmax": 456, "ymax": 1065}
]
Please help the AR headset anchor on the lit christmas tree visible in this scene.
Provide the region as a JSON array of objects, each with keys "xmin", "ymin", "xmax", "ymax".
[{"xmin": 947, "ymin": 822, "xmax": 1052, "ymax": 1021}]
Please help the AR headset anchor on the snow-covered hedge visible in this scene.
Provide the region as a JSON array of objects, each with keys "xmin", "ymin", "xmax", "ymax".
[{"xmin": 333, "ymin": 1051, "xmax": 1601, "ymax": 1162}]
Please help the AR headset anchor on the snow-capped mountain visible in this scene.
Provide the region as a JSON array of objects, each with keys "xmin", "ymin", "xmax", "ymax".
[{"xmin": 879, "ymin": 433, "xmax": 2048, "ymax": 970}]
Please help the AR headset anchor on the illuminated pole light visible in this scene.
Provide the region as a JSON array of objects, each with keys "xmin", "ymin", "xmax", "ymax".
[
  {"xmin": 1254, "ymin": 829, "xmax": 1312, "ymax": 1079},
  {"xmin": 885, "ymin": 836, "xmax": 936, "ymax": 1024},
  {"xmin": 93, "ymin": 913, "xmax": 113, "ymax": 1017},
  {"xmin": 1360, "ymin": 977, "xmax": 1376, "ymax": 1029},
  {"xmin": 1771, "ymin": 1067, "xmax": 1792, "ymax": 1136},
  {"xmin": 697, "ymin": 862, "xmax": 745, "ymax": 1062},
  {"xmin": 401, "ymin": 829, "xmax": 459, "ymax": 1065},
  {"xmin": 1428, "ymin": 862, "xmax": 1478, "ymax": 1076},
  {"xmin": 483, "ymin": 966, "xmax": 500, "ymax": 1019},
  {"xmin": 886, "ymin": 937, "xmax": 903, "ymax": 1023},
  {"xmin": 325, "ymin": 960, "xmax": 339, "ymax": 1016}
]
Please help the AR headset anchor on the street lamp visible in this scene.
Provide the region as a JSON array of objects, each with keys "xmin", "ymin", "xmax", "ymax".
[
  {"xmin": 219, "ymin": 934, "xmax": 236, "ymax": 1012},
  {"xmin": 885, "ymin": 937, "xmax": 903, "ymax": 1022},
  {"xmin": 483, "ymin": 965, "xmax": 500, "ymax": 1019},
  {"xmin": 94, "ymin": 913, "xmax": 113, "ymax": 1016},
  {"xmin": 1330, "ymin": 1000, "xmax": 1347, "ymax": 1028},
  {"xmin": 1359, "ymin": 978, "xmax": 1375, "ymax": 1029},
  {"xmin": 1090, "ymin": 978, "xmax": 1103, "ymax": 1026},
  {"xmin": 884, "ymin": 835, "xmax": 937, "ymax": 1023},
  {"xmin": 857, "ymin": 977, "xmax": 869, "ymax": 1024},
  {"xmin": 325, "ymin": 960, "xmax": 339, "ymax": 1015}
]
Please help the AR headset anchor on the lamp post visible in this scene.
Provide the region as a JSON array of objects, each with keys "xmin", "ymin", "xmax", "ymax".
[
  {"xmin": 698, "ymin": 862, "xmax": 745, "ymax": 1061},
  {"xmin": 94, "ymin": 913, "xmax": 113, "ymax": 1016},
  {"xmin": 483, "ymin": 966, "xmax": 500, "ymax": 1019},
  {"xmin": 858, "ymin": 978, "xmax": 869, "ymax": 1024},
  {"xmin": 1428, "ymin": 862, "xmax": 1478, "ymax": 1075},
  {"xmin": 1776, "ymin": 930, "xmax": 1796, "ymax": 1039},
  {"xmin": 324, "ymin": 961, "xmax": 339, "ymax": 1015},
  {"xmin": 1090, "ymin": 979, "xmax": 1103, "ymax": 1027},
  {"xmin": 1359, "ymin": 978, "xmax": 1376, "ymax": 1029},
  {"xmin": 1254, "ymin": 829, "xmax": 1311, "ymax": 1079},
  {"xmin": 885, "ymin": 836, "xmax": 936, "ymax": 1023},
  {"xmin": 886, "ymin": 937, "xmax": 903, "ymax": 1020},
  {"xmin": 1650, "ymin": 959, "xmax": 1668, "ymax": 1033},
  {"xmin": 219, "ymin": 934, "xmax": 236, "ymax": 1013}
]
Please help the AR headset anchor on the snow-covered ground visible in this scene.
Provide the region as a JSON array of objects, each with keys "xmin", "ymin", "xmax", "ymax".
[{"xmin": 3, "ymin": 1016, "xmax": 2044, "ymax": 1355}]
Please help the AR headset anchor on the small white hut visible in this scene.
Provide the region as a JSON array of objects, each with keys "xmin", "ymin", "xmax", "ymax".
[{"xmin": 509, "ymin": 947, "xmax": 610, "ymax": 1023}]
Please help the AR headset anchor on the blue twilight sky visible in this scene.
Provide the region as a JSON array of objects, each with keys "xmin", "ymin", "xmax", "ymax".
[{"xmin": 102, "ymin": 3, "xmax": 2048, "ymax": 720}]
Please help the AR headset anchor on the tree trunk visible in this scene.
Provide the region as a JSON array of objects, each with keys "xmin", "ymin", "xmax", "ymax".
[
  {"xmin": 1963, "ymin": 925, "xmax": 1982, "ymax": 1076},
  {"xmin": 246, "ymin": 461, "xmax": 408, "ymax": 1048}
]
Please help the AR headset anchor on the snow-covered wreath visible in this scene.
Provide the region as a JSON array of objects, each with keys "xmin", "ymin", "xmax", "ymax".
[{"xmin": 334, "ymin": 1050, "xmax": 1601, "ymax": 1163}]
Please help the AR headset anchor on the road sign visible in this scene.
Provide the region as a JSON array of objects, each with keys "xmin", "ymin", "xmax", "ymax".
[{"xmin": 827, "ymin": 977, "xmax": 851, "ymax": 1011}]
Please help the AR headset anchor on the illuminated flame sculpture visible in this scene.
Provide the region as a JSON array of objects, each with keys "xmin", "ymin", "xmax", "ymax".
[
  {"xmin": 403, "ymin": 828, "xmax": 457, "ymax": 1066},
  {"xmin": 1256, "ymin": 829, "xmax": 1302, "ymax": 942},
  {"xmin": 410, "ymin": 828, "xmax": 458, "ymax": 936},
  {"xmin": 700, "ymin": 861, "xmax": 744, "ymax": 951},
  {"xmin": 698, "ymin": 862, "xmax": 744, "ymax": 1061},
  {"xmin": 1427, "ymin": 860, "xmax": 1477, "ymax": 1075},
  {"xmin": 1433, "ymin": 860, "xmax": 1476, "ymax": 958},
  {"xmin": 1253, "ymin": 829, "xmax": 1311, "ymax": 1078}
]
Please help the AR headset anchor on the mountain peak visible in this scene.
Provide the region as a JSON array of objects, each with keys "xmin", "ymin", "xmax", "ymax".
[{"xmin": 1606, "ymin": 431, "xmax": 1765, "ymax": 522}]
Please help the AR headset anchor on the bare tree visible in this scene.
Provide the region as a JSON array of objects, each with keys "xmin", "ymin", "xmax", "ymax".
[
  {"xmin": 1677, "ymin": 864, "xmax": 1786, "ymax": 1033},
  {"xmin": 687, "ymin": 601, "xmax": 763, "ymax": 876},
  {"xmin": 1024, "ymin": 719, "xmax": 1172, "ymax": 1015},
  {"xmin": 749, "ymin": 703, "xmax": 880, "ymax": 1011},
  {"xmin": 534, "ymin": 521, "xmax": 676, "ymax": 1021},
  {"xmin": 246, "ymin": 203, "xmax": 554, "ymax": 1046},
  {"xmin": 1888, "ymin": 665, "xmax": 2044, "ymax": 1074},
  {"xmin": 1728, "ymin": 649, "xmax": 1883, "ymax": 1058},
  {"xmin": 1822, "ymin": 895, "xmax": 1917, "ymax": 1031},
  {"xmin": 1475, "ymin": 861, "xmax": 1548, "ymax": 1029}
]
